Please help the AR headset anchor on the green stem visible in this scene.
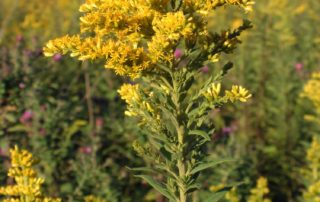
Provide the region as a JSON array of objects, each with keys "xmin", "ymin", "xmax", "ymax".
[
  {"xmin": 178, "ymin": 129, "xmax": 187, "ymax": 202},
  {"xmin": 172, "ymin": 73, "xmax": 188, "ymax": 202}
]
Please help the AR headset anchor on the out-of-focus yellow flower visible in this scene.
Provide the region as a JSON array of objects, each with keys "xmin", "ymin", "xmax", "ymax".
[
  {"xmin": 302, "ymin": 137, "xmax": 320, "ymax": 202},
  {"xmin": 84, "ymin": 195, "xmax": 107, "ymax": 202},
  {"xmin": 248, "ymin": 177, "xmax": 271, "ymax": 202},
  {"xmin": 209, "ymin": 183, "xmax": 225, "ymax": 192},
  {"xmin": 0, "ymin": 146, "xmax": 61, "ymax": 202},
  {"xmin": 302, "ymin": 72, "xmax": 320, "ymax": 115},
  {"xmin": 225, "ymin": 187, "xmax": 240, "ymax": 202}
]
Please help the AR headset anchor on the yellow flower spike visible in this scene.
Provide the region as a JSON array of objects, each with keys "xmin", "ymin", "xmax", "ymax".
[{"xmin": 0, "ymin": 146, "xmax": 61, "ymax": 201}]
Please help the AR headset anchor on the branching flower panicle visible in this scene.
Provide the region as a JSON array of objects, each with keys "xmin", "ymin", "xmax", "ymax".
[{"xmin": 44, "ymin": 0, "xmax": 254, "ymax": 79}]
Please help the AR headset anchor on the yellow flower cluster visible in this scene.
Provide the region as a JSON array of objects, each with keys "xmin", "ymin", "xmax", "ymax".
[
  {"xmin": 248, "ymin": 177, "xmax": 271, "ymax": 202},
  {"xmin": 302, "ymin": 137, "xmax": 320, "ymax": 202},
  {"xmin": 203, "ymin": 83, "xmax": 251, "ymax": 103},
  {"xmin": 225, "ymin": 187, "xmax": 240, "ymax": 202},
  {"xmin": 301, "ymin": 72, "xmax": 320, "ymax": 123},
  {"xmin": 44, "ymin": 0, "xmax": 254, "ymax": 78},
  {"xmin": 117, "ymin": 84, "xmax": 154, "ymax": 117},
  {"xmin": 0, "ymin": 146, "xmax": 61, "ymax": 202},
  {"xmin": 304, "ymin": 181, "xmax": 320, "ymax": 202}
]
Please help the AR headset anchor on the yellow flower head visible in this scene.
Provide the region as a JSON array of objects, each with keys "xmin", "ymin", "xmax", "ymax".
[
  {"xmin": 118, "ymin": 83, "xmax": 140, "ymax": 105},
  {"xmin": 203, "ymin": 83, "xmax": 221, "ymax": 100},
  {"xmin": 225, "ymin": 85, "xmax": 252, "ymax": 103},
  {"xmin": 44, "ymin": 0, "xmax": 253, "ymax": 78}
]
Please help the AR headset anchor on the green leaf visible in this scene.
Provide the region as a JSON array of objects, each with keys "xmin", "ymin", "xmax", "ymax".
[
  {"xmin": 135, "ymin": 175, "xmax": 176, "ymax": 201},
  {"xmin": 186, "ymin": 183, "xmax": 201, "ymax": 193},
  {"xmin": 157, "ymin": 63, "xmax": 172, "ymax": 75},
  {"xmin": 8, "ymin": 125, "xmax": 28, "ymax": 132},
  {"xmin": 222, "ymin": 62, "xmax": 233, "ymax": 76},
  {"xmin": 188, "ymin": 130, "xmax": 210, "ymax": 142},
  {"xmin": 128, "ymin": 167, "xmax": 155, "ymax": 173},
  {"xmin": 203, "ymin": 190, "xmax": 228, "ymax": 202},
  {"xmin": 189, "ymin": 158, "xmax": 234, "ymax": 175}
]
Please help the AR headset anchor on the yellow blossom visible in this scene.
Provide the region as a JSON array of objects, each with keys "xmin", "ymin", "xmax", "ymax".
[
  {"xmin": 203, "ymin": 83, "xmax": 222, "ymax": 100},
  {"xmin": 225, "ymin": 187, "xmax": 240, "ymax": 202},
  {"xmin": 225, "ymin": 85, "xmax": 252, "ymax": 103},
  {"xmin": 118, "ymin": 84, "xmax": 140, "ymax": 105},
  {"xmin": 248, "ymin": 177, "xmax": 271, "ymax": 202}
]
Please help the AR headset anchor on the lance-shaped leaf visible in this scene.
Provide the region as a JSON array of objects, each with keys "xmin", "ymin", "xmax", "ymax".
[
  {"xmin": 188, "ymin": 130, "xmax": 211, "ymax": 142},
  {"xmin": 135, "ymin": 175, "xmax": 176, "ymax": 201},
  {"xmin": 189, "ymin": 158, "xmax": 234, "ymax": 175}
]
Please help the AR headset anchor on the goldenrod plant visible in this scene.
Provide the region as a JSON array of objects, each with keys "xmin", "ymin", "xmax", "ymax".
[
  {"xmin": 300, "ymin": 72, "xmax": 320, "ymax": 202},
  {"xmin": 44, "ymin": 0, "xmax": 253, "ymax": 201},
  {"xmin": 0, "ymin": 146, "xmax": 61, "ymax": 202},
  {"xmin": 301, "ymin": 137, "xmax": 320, "ymax": 202}
]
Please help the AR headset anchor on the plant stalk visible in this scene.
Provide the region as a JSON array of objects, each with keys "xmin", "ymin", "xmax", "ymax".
[{"xmin": 173, "ymin": 73, "xmax": 188, "ymax": 202}]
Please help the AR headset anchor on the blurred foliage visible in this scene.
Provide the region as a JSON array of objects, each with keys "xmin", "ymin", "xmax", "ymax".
[
  {"xmin": 0, "ymin": 0, "xmax": 320, "ymax": 201},
  {"xmin": 0, "ymin": 0, "xmax": 145, "ymax": 201}
]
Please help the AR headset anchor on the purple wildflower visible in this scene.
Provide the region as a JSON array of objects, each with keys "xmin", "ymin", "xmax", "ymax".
[
  {"xmin": 222, "ymin": 127, "xmax": 233, "ymax": 135},
  {"xmin": 295, "ymin": 63, "xmax": 303, "ymax": 72},
  {"xmin": 20, "ymin": 110, "xmax": 33, "ymax": 124},
  {"xmin": 53, "ymin": 54, "xmax": 63, "ymax": 62},
  {"xmin": 80, "ymin": 146, "xmax": 92, "ymax": 154},
  {"xmin": 200, "ymin": 65, "xmax": 210, "ymax": 74},
  {"xmin": 19, "ymin": 83, "xmax": 26, "ymax": 89},
  {"xmin": 174, "ymin": 48, "xmax": 183, "ymax": 59}
]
